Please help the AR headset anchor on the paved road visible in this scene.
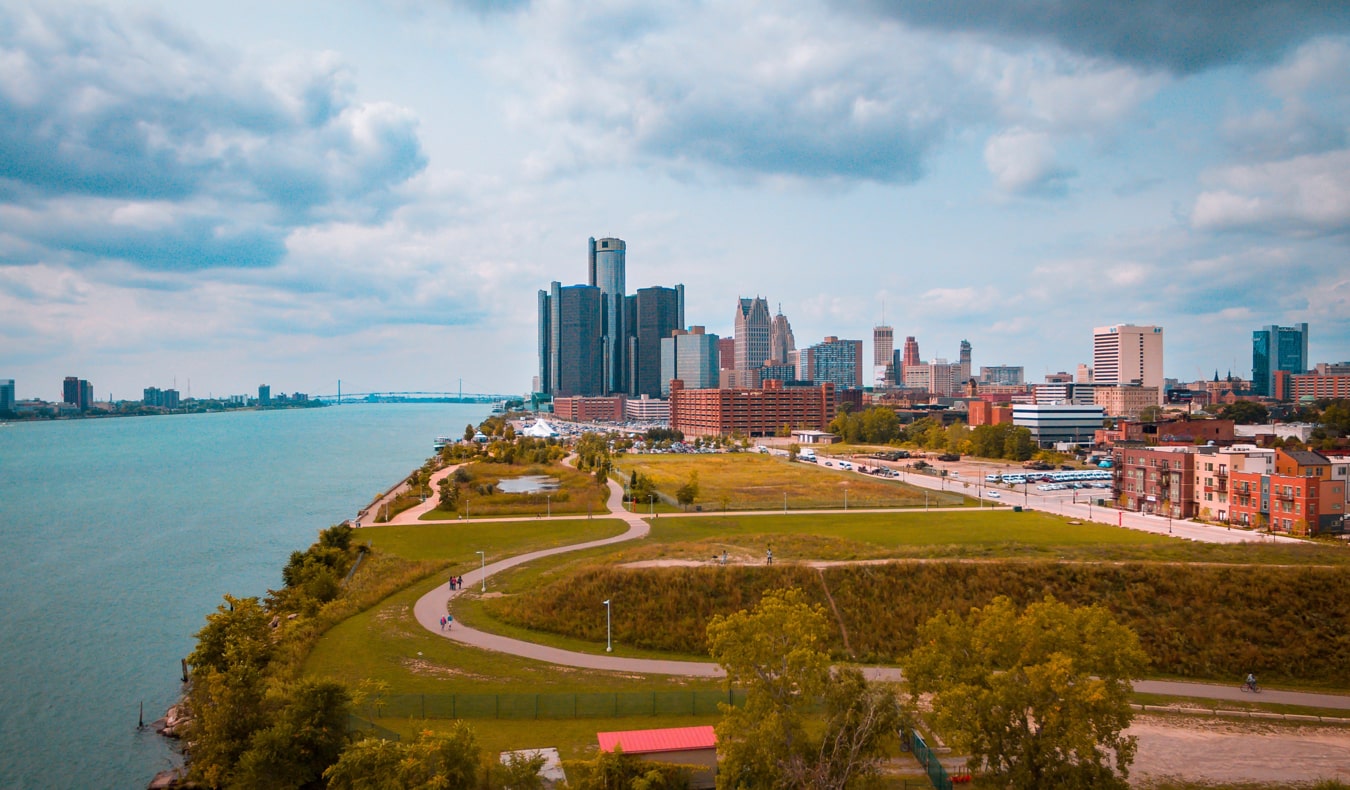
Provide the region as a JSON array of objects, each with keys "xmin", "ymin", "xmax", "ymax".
[{"xmin": 407, "ymin": 465, "xmax": 1350, "ymax": 710}]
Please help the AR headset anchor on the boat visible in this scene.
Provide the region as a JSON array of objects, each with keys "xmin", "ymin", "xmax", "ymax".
[{"xmin": 433, "ymin": 436, "xmax": 452, "ymax": 451}]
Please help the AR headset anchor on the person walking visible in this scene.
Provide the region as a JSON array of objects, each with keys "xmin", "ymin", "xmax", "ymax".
[{"xmin": 446, "ymin": 614, "xmax": 453, "ymax": 630}]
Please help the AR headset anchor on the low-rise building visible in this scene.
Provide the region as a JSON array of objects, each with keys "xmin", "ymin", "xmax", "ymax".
[
  {"xmin": 553, "ymin": 396, "xmax": 625, "ymax": 423},
  {"xmin": 1112, "ymin": 446, "xmax": 1197, "ymax": 519},
  {"xmin": 1228, "ymin": 449, "xmax": 1346, "ymax": 535},
  {"xmin": 968, "ymin": 400, "xmax": 1013, "ymax": 427},
  {"xmin": 623, "ymin": 395, "xmax": 669, "ymax": 423},
  {"xmin": 1290, "ymin": 373, "xmax": 1350, "ymax": 399},
  {"xmin": 669, "ymin": 379, "xmax": 835, "ymax": 438},
  {"xmin": 1012, "ymin": 403, "xmax": 1104, "ymax": 447},
  {"xmin": 1194, "ymin": 444, "xmax": 1274, "ymax": 524},
  {"xmin": 597, "ymin": 726, "xmax": 716, "ymax": 789},
  {"xmin": 1094, "ymin": 385, "xmax": 1161, "ymax": 419}
]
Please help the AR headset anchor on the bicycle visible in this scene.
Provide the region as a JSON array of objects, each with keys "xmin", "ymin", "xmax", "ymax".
[{"xmin": 1241, "ymin": 681, "xmax": 1260, "ymax": 693}]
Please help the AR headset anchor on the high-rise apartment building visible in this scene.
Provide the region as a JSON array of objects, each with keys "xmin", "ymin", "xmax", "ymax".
[
  {"xmin": 1093, "ymin": 324, "xmax": 1164, "ymax": 401},
  {"xmin": 0, "ymin": 379, "xmax": 14, "ymax": 413},
  {"xmin": 660, "ymin": 326, "xmax": 720, "ymax": 395},
  {"xmin": 539, "ymin": 281, "xmax": 604, "ymax": 397},
  {"xmin": 258, "ymin": 385, "xmax": 271, "ymax": 406},
  {"xmin": 589, "ymin": 237, "xmax": 627, "ymax": 395},
  {"xmin": 1252, "ymin": 323, "xmax": 1308, "ymax": 398},
  {"xmin": 769, "ymin": 308, "xmax": 795, "ymax": 364},
  {"xmin": 62, "ymin": 376, "xmax": 92, "ymax": 410},
  {"xmin": 734, "ymin": 297, "xmax": 772, "ymax": 371},
  {"xmin": 958, "ymin": 340, "xmax": 972, "ymax": 382},
  {"xmin": 873, "ymin": 325, "xmax": 894, "ymax": 388},
  {"xmin": 806, "ymin": 337, "xmax": 864, "ymax": 389},
  {"xmin": 717, "ymin": 338, "xmax": 736, "ymax": 371},
  {"xmin": 627, "ymin": 285, "xmax": 684, "ymax": 397}
]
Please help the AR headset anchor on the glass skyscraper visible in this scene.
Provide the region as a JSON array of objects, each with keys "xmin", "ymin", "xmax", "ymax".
[{"xmin": 1252, "ymin": 323, "xmax": 1308, "ymax": 397}]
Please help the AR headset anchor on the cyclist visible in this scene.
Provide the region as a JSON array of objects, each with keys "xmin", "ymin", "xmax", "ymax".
[{"xmin": 1243, "ymin": 673, "xmax": 1258, "ymax": 692}]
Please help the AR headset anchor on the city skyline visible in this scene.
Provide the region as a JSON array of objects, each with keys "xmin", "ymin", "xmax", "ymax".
[{"xmin": 2, "ymin": 2, "xmax": 1349, "ymax": 399}]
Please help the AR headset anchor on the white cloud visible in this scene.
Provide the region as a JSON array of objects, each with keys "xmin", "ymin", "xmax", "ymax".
[
  {"xmin": 1192, "ymin": 150, "xmax": 1350, "ymax": 234},
  {"xmin": 983, "ymin": 127, "xmax": 1074, "ymax": 195}
]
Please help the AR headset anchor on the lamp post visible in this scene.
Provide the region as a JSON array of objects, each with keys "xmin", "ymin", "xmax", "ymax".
[
  {"xmin": 844, "ymin": 487, "xmax": 849, "ymax": 511},
  {"xmin": 648, "ymin": 494, "xmax": 654, "ymax": 515},
  {"xmin": 476, "ymin": 550, "xmax": 486, "ymax": 592},
  {"xmin": 603, "ymin": 599, "xmax": 612, "ymax": 652},
  {"xmin": 546, "ymin": 493, "xmax": 551, "ymax": 518},
  {"xmin": 783, "ymin": 491, "xmax": 787, "ymax": 514}
]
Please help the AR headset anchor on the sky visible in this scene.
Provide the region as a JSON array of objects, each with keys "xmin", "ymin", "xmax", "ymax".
[{"xmin": 2, "ymin": 0, "xmax": 1349, "ymax": 401}]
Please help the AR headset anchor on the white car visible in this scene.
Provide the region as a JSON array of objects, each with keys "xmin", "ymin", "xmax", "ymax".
[{"xmin": 987, "ymin": 491, "xmax": 1000, "ymax": 498}]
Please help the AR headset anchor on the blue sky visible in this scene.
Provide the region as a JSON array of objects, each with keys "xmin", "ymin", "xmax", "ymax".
[{"xmin": 2, "ymin": 0, "xmax": 1348, "ymax": 400}]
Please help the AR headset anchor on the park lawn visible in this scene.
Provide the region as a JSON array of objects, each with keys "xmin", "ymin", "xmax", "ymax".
[
  {"xmin": 614, "ymin": 452, "xmax": 969, "ymax": 511},
  {"xmin": 1130, "ymin": 692, "xmax": 1350, "ymax": 720},
  {"xmin": 303, "ymin": 572, "xmax": 727, "ymax": 695},
  {"xmin": 361, "ymin": 518, "xmax": 628, "ymax": 566},
  {"xmin": 420, "ymin": 461, "xmax": 610, "ymax": 519}
]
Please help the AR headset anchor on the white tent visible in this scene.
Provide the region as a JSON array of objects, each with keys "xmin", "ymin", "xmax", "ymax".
[{"xmin": 524, "ymin": 419, "xmax": 559, "ymax": 438}]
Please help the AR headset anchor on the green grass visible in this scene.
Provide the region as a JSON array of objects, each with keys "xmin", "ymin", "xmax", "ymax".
[
  {"xmin": 419, "ymin": 461, "xmax": 610, "ymax": 519},
  {"xmin": 614, "ymin": 452, "xmax": 970, "ymax": 511},
  {"xmin": 303, "ymin": 572, "xmax": 728, "ymax": 695},
  {"xmin": 360, "ymin": 518, "xmax": 628, "ymax": 567},
  {"xmin": 1131, "ymin": 692, "xmax": 1350, "ymax": 720}
]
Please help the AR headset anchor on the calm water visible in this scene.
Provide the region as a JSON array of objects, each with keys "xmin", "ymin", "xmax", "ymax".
[{"xmin": 0, "ymin": 403, "xmax": 488, "ymax": 789}]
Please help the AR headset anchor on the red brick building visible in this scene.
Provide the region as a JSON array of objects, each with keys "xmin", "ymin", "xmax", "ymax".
[
  {"xmin": 1291, "ymin": 374, "xmax": 1350, "ymax": 399},
  {"xmin": 1229, "ymin": 449, "xmax": 1347, "ymax": 535},
  {"xmin": 669, "ymin": 379, "xmax": 835, "ymax": 438},
  {"xmin": 552, "ymin": 396, "xmax": 625, "ymax": 423},
  {"xmin": 1112, "ymin": 446, "xmax": 1197, "ymax": 518},
  {"xmin": 968, "ymin": 400, "xmax": 1013, "ymax": 427}
]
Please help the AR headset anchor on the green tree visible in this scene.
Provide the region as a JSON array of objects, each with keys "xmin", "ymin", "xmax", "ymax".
[
  {"xmin": 676, "ymin": 471, "xmax": 700, "ymax": 507},
  {"xmin": 565, "ymin": 747, "xmax": 691, "ymax": 790},
  {"xmin": 787, "ymin": 443, "xmax": 800, "ymax": 462},
  {"xmin": 232, "ymin": 680, "xmax": 352, "ymax": 789},
  {"xmin": 437, "ymin": 477, "xmax": 460, "ymax": 511},
  {"xmin": 1219, "ymin": 401, "xmax": 1270, "ymax": 425},
  {"xmin": 904, "ymin": 596, "xmax": 1148, "ymax": 789},
  {"xmin": 325, "ymin": 725, "xmax": 484, "ymax": 789},
  {"xmin": 464, "ymin": 423, "xmax": 475, "ymax": 441},
  {"xmin": 707, "ymin": 589, "xmax": 896, "ymax": 790}
]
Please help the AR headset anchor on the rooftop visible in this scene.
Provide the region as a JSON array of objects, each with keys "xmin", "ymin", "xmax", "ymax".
[{"xmin": 597, "ymin": 725, "xmax": 716, "ymax": 755}]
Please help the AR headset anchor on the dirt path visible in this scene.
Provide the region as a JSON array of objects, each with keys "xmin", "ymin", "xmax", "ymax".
[{"xmin": 1130, "ymin": 716, "xmax": 1350, "ymax": 785}]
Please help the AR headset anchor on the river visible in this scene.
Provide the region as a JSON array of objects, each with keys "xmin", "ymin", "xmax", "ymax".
[{"xmin": 0, "ymin": 403, "xmax": 489, "ymax": 789}]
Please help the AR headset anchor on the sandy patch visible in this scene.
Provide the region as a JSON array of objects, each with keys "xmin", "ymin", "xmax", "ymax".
[
  {"xmin": 1130, "ymin": 715, "xmax": 1350, "ymax": 786},
  {"xmin": 400, "ymin": 657, "xmax": 492, "ymax": 681}
]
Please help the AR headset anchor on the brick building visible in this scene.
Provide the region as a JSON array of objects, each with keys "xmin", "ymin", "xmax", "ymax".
[
  {"xmin": 968, "ymin": 400, "xmax": 1013, "ymax": 427},
  {"xmin": 1229, "ymin": 449, "xmax": 1347, "ymax": 535},
  {"xmin": 552, "ymin": 396, "xmax": 625, "ymax": 423},
  {"xmin": 1112, "ymin": 446, "xmax": 1197, "ymax": 518},
  {"xmin": 669, "ymin": 379, "xmax": 835, "ymax": 438},
  {"xmin": 1290, "ymin": 373, "xmax": 1350, "ymax": 399}
]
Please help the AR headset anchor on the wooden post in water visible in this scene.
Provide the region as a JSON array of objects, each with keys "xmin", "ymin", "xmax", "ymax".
[
  {"xmin": 138, "ymin": 701, "xmax": 144, "ymax": 729},
  {"xmin": 181, "ymin": 658, "xmax": 189, "ymax": 683}
]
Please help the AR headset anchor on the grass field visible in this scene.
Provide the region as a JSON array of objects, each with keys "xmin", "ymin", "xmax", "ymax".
[
  {"xmin": 419, "ymin": 461, "xmax": 610, "ymax": 520},
  {"xmin": 303, "ymin": 572, "xmax": 728, "ymax": 695},
  {"xmin": 614, "ymin": 452, "xmax": 970, "ymax": 511},
  {"xmin": 362, "ymin": 518, "xmax": 627, "ymax": 569}
]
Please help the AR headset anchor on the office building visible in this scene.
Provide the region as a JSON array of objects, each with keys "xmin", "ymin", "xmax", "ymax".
[
  {"xmin": 1013, "ymin": 403, "xmax": 1104, "ymax": 447},
  {"xmin": 258, "ymin": 385, "xmax": 271, "ymax": 406},
  {"xmin": 627, "ymin": 285, "xmax": 684, "ymax": 397},
  {"xmin": 624, "ymin": 395, "xmax": 670, "ymax": 423},
  {"xmin": 669, "ymin": 379, "xmax": 835, "ymax": 438},
  {"xmin": 589, "ymin": 237, "xmax": 627, "ymax": 395},
  {"xmin": 804, "ymin": 337, "xmax": 864, "ymax": 389},
  {"xmin": 734, "ymin": 297, "xmax": 771, "ymax": 372},
  {"xmin": 553, "ymin": 395, "xmax": 626, "ymax": 423},
  {"xmin": 1094, "ymin": 385, "xmax": 1161, "ymax": 419},
  {"xmin": 958, "ymin": 339, "xmax": 972, "ymax": 382},
  {"xmin": 769, "ymin": 308, "xmax": 795, "ymax": 365},
  {"xmin": 873, "ymin": 325, "xmax": 894, "ymax": 387},
  {"xmin": 660, "ymin": 327, "xmax": 721, "ymax": 396},
  {"xmin": 539, "ymin": 281, "xmax": 604, "ymax": 397},
  {"xmin": 717, "ymin": 338, "xmax": 736, "ymax": 371},
  {"xmin": 1291, "ymin": 373, "xmax": 1350, "ymax": 399},
  {"xmin": 0, "ymin": 379, "xmax": 14, "ymax": 413},
  {"xmin": 1093, "ymin": 324, "xmax": 1164, "ymax": 402},
  {"xmin": 901, "ymin": 336, "xmax": 920, "ymax": 368},
  {"xmin": 980, "ymin": 366, "xmax": 1024, "ymax": 386},
  {"xmin": 1252, "ymin": 323, "xmax": 1308, "ymax": 398}
]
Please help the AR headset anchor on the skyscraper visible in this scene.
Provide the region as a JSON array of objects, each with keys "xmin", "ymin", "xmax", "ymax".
[
  {"xmin": 902, "ymin": 336, "xmax": 920, "ymax": 368},
  {"xmin": 959, "ymin": 339, "xmax": 972, "ymax": 382},
  {"xmin": 0, "ymin": 379, "xmax": 14, "ymax": 413},
  {"xmin": 769, "ymin": 307, "xmax": 795, "ymax": 365},
  {"xmin": 62, "ymin": 376, "xmax": 92, "ymax": 410},
  {"xmin": 628, "ymin": 285, "xmax": 685, "ymax": 397},
  {"xmin": 539, "ymin": 281, "xmax": 604, "ymax": 397},
  {"xmin": 1252, "ymin": 323, "xmax": 1309, "ymax": 397},
  {"xmin": 734, "ymin": 297, "xmax": 771, "ymax": 371},
  {"xmin": 1092, "ymin": 324, "xmax": 1163, "ymax": 399},
  {"xmin": 661, "ymin": 326, "xmax": 720, "ymax": 394},
  {"xmin": 873, "ymin": 325, "xmax": 894, "ymax": 387},
  {"xmin": 589, "ymin": 237, "xmax": 626, "ymax": 395}
]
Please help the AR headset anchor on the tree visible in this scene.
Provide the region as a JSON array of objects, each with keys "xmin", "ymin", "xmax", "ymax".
[
  {"xmin": 325, "ymin": 725, "xmax": 484, "ymax": 789},
  {"xmin": 787, "ymin": 443, "xmax": 800, "ymax": 462},
  {"xmin": 231, "ymin": 680, "xmax": 352, "ymax": 789},
  {"xmin": 437, "ymin": 477, "xmax": 460, "ymax": 511},
  {"xmin": 903, "ymin": 596, "xmax": 1148, "ymax": 789},
  {"xmin": 706, "ymin": 589, "xmax": 896, "ymax": 790},
  {"xmin": 464, "ymin": 423, "xmax": 475, "ymax": 441},
  {"xmin": 676, "ymin": 471, "xmax": 700, "ymax": 507},
  {"xmin": 1138, "ymin": 405, "xmax": 1164, "ymax": 423},
  {"xmin": 1219, "ymin": 401, "xmax": 1270, "ymax": 425}
]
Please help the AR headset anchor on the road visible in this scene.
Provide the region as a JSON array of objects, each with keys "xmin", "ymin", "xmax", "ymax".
[{"xmin": 407, "ymin": 463, "xmax": 1350, "ymax": 710}]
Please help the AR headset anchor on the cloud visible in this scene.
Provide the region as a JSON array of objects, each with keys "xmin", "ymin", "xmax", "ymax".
[
  {"xmin": 983, "ymin": 128, "xmax": 1074, "ymax": 195},
  {"xmin": 0, "ymin": 4, "xmax": 426, "ymax": 271},
  {"xmin": 1191, "ymin": 150, "xmax": 1350, "ymax": 235},
  {"xmin": 843, "ymin": 1, "xmax": 1350, "ymax": 74}
]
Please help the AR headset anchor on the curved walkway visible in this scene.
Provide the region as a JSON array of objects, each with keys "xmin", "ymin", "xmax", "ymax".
[{"xmin": 409, "ymin": 464, "xmax": 1350, "ymax": 708}]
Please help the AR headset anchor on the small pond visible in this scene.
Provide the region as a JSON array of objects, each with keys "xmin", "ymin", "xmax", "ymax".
[{"xmin": 496, "ymin": 474, "xmax": 562, "ymax": 494}]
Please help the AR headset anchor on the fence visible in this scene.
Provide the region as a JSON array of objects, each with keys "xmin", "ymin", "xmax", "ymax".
[
  {"xmin": 347, "ymin": 713, "xmax": 401, "ymax": 741},
  {"xmin": 359, "ymin": 689, "xmax": 747, "ymax": 721},
  {"xmin": 906, "ymin": 728, "xmax": 953, "ymax": 790}
]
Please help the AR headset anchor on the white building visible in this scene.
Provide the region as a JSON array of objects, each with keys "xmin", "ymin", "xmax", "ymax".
[
  {"xmin": 1013, "ymin": 403, "xmax": 1105, "ymax": 447},
  {"xmin": 1093, "ymin": 324, "xmax": 1164, "ymax": 403},
  {"xmin": 623, "ymin": 395, "xmax": 669, "ymax": 423}
]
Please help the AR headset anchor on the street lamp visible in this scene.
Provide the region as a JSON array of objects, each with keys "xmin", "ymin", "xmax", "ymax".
[
  {"xmin": 844, "ymin": 487, "xmax": 849, "ymax": 511},
  {"xmin": 476, "ymin": 550, "xmax": 486, "ymax": 593},
  {"xmin": 546, "ymin": 493, "xmax": 551, "ymax": 518},
  {"xmin": 603, "ymin": 599, "xmax": 612, "ymax": 652},
  {"xmin": 783, "ymin": 491, "xmax": 787, "ymax": 514},
  {"xmin": 648, "ymin": 494, "xmax": 654, "ymax": 515}
]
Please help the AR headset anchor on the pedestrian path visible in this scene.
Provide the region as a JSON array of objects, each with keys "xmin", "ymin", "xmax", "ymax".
[{"xmin": 408, "ymin": 469, "xmax": 1350, "ymax": 710}]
